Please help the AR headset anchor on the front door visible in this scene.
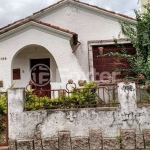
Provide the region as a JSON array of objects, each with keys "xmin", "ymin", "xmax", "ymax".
[{"xmin": 30, "ymin": 58, "xmax": 51, "ymax": 97}]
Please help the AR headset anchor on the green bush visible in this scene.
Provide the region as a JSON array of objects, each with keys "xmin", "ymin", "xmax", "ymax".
[
  {"xmin": 0, "ymin": 83, "xmax": 15, "ymax": 116},
  {"xmin": 0, "ymin": 93, "xmax": 7, "ymax": 138},
  {"xmin": 25, "ymin": 82, "xmax": 98, "ymax": 110},
  {"xmin": 0, "ymin": 93, "xmax": 7, "ymax": 115}
]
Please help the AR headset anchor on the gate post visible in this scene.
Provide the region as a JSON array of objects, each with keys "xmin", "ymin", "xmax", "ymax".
[
  {"xmin": 7, "ymin": 88, "xmax": 25, "ymax": 142},
  {"xmin": 8, "ymin": 88, "xmax": 25, "ymax": 113}
]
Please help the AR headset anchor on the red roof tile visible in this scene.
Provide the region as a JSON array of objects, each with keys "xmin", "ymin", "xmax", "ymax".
[
  {"xmin": 33, "ymin": 0, "xmax": 64, "ymax": 15},
  {"xmin": 33, "ymin": 0, "xmax": 136, "ymax": 21},
  {"xmin": 0, "ymin": 19, "xmax": 77, "ymax": 35},
  {"xmin": 74, "ymin": 0, "xmax": 136, "ymax": 21},
  {"xmin": 0, "ymin": 0, "xmax": 136, "ymax": 31}
]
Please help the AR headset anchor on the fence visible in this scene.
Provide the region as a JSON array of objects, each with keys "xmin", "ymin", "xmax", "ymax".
[
  {"xmin": 24, "ymin": 80, "xmax": 150, "ymax": 111},
  {"xmin": 136, "ymin": 84, "xmax": 150, "ymax": 105},
  {"xmin": 0, "ymin": 92, "xmax": 8, "ymax": 146}
]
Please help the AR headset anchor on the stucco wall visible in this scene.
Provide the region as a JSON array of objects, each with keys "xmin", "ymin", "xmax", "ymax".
[
  {"xmin": 0, "ymin": 27, "xmax": 87, "ymax": 90},
  {"xmin": 37, "ymin": 3, "xmax": 132, "ymax": 75}
]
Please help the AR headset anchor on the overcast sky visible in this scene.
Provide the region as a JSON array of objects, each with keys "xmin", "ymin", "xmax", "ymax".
[{"xmin": 0, "ymin": 0, "xmax": 140, "ymax": 28}]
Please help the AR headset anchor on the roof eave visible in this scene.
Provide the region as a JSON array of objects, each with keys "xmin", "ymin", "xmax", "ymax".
[
  {"xmin": 0, "ymin": 21, "xmax": 74, "ymax": 40},
  {"xmin": 31, "ymin": 0, "xmax": 67, "ymax": 19},
  {"xmin": 32, "ymin": 0, "xmax": 136, "ymax": 23},
  {"xmin": 71, "ymin": 1, "xmax": 136, "ymax": 23},
  {"xmin": 0, "ymin": 0, "xmax": 137, "ymax": 32}
]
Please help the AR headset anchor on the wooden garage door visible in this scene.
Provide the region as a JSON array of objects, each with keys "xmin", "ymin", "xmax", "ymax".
[{"xmin": 92, "ymin": 44, "xmax": 136, "ymax": 80}]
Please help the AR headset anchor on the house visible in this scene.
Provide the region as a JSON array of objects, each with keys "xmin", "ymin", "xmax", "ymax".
[
  {"xmin": 2, "ymin": 2, "xmax": 150, "ymax": 148},
  {"xmin": 0, "ymin": 0, "xmax": 136, "ymax": 92}
]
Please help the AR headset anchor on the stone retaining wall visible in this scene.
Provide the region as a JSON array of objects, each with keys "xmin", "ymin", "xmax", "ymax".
[{"xmin": 8, "ymin": 129, "xmax": 150, "ymax": 150}]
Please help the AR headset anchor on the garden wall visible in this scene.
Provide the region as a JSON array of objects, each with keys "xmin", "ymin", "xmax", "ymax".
[
  {"xmin": 8, "ymin": 129, "xmax": 150, "ymax": 150},
  {"xmin": 8, "ymin": 87, "xmax": 150, "ymax": 149}
]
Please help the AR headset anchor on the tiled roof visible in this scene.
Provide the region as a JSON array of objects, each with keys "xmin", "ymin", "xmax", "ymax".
[
  {"xmin": 75, "ymin": 0, "xmax": 136, "ymax": 21},
  {"xmin": 32, "ymin": 0, "xmax": 136, "ymax": 21},
  {"xmin": 0, "ymin": 19, "xmax": 77, "ymax": 35},
  {"xmin": 33, "ymin": 0, "xmax": 64, "ymax": 15},
  {"xmin": 0, "ymin": 0, "xmax": 65, "ymax": 31},
  {"xmin": 0, "ymin": 0, "xmax": 136, "ymax": 31}
]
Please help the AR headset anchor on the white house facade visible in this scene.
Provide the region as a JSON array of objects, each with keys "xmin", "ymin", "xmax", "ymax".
[{"xmin": 0, "ymin": 0, "xmax": 136, "ymax": 91}]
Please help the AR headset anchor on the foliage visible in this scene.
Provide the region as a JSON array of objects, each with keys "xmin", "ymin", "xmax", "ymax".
[
  {"xmin": 25, "ymin": 82, "xmax": 99, "ymax": 110},
  {"xmin": 120, "ymin": 3, "xmax": 150, "ymax": 83},
  {"xmin": 116, "ymin": 136, "xmax": 123, "ymax": 149},
  {"xmin": 0, "ymin": 83, "xmax": 15, "ymax": 115},
  {"xmin": 97, "ymin": 3, "xmax": 150, "ymax": 83},
  {"xmin": 0, "ymin": 93, "xmax": 7, "ymax": 115},
  {"xmin": 0, "ymin": 93, "xmax": 7, "ymax": 140},
  {"xmin": 70, "ymin": 82, "xmax": 98, "ymax": 106}
]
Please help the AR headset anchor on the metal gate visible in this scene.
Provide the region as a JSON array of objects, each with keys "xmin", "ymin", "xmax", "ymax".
[{"xmin": 0, "ymin": 92, "xmax": 8, "ymax": 146}]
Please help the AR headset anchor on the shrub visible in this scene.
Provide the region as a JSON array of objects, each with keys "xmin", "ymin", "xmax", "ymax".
[
  {"xmin": 0, "ymin": 93, "xmax": 7, "ymax": 115},
  {"xmin": 25, "ymin": 82, "xmax": 98, "ymax": 110},
  {"xmin": 0, "ymin": 93, "xmax": 7, "ymax": 139},
  {"xmin": 0, "ymin": 83, "xmax": 15, "ymax": 115}
]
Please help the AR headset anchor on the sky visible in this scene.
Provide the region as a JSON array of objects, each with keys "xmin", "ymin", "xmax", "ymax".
[{"xmin": 0, "ymin": 0, "xmax": 140, "ymax": 28}]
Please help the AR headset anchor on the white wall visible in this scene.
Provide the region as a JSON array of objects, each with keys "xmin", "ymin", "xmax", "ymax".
[
  {"xmin": 37, "ymin": 4, "xmax": 130, "ymax": 76},
  {"xmin": 0, "ymin": 27, "xmax": 87, "ymax": 90}
]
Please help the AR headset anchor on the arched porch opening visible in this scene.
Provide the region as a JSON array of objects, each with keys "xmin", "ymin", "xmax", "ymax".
[{"xmin": 11, "ymin": 44, "xmax": 61, "ymax": 89}]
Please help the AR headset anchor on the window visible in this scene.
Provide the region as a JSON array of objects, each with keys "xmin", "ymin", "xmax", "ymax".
[
  {"xmin": 13, "ymin": 69, "xmax": 21, "ymax": 80},
  {"xmin": 92, "ymin": 44, "xmax": 136, "ymax": 81}
]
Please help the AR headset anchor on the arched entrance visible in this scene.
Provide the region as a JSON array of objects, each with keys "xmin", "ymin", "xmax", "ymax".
[{"xmin": 11, "ymin": 44, "xmax": 61, "ymax": 95}]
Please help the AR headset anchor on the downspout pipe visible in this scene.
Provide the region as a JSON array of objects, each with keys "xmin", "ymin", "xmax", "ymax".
[{"xmin": 72, "ymin": 41, "xmax": 81, "ymax": 53}]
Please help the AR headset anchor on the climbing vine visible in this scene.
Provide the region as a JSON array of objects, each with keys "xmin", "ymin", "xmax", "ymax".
[{"xmin": 98, "ymin": 3, "xmax": 150, "ymax": 83}]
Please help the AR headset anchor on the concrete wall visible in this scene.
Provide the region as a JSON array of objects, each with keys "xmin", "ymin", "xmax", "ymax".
[{"xmin": 8, "ymin": 88, "xmax": 150, "ymax": 142}]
